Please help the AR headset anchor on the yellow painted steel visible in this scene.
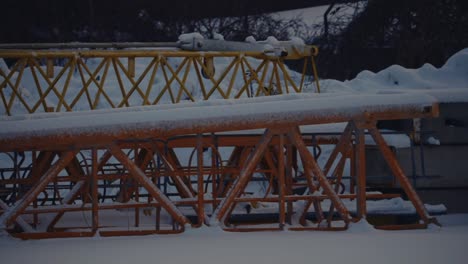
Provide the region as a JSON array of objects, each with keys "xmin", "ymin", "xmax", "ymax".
[{"xmin": 0, "ymin": 48, "xmax": 320, "ymax": 115}]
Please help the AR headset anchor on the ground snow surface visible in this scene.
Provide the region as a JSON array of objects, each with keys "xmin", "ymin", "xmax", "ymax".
[{"xmin": 0, "ymin": 214, "xmax": 467, "ymax": 264}]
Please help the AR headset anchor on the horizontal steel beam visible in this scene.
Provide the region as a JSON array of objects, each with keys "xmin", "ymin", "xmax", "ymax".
[{"xmin": 0, "ymin": 103, "xmax": 438, "ymax": 152}]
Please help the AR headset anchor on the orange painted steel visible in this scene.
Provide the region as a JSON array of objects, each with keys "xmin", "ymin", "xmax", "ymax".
[
  {"xmin": 107, "ymin": 144, "xmax": 190, "ymax": 226},
  {"xmin": 368, "ymin": 128, "xmax": 441, "ymax": 227},
  {"xmin": 213, "ymin": 129, "xmax": 275, "ymax": 224},
  {"xmin": 354, "ymin": 124, "xmax": 367, "ymax": 219},
  {"xmin": 0, "ymin": 98, "xmax": 441, "ymax": 238},
  {"xmin": 0, "ymin": 48, "xmax": 320, "ymax": 116},
  {"xmin": 0, "ymin": 104, "xmax": 437, "ymax": 153},
  {"xmin": 0, "ymin": 151, "xmax": 78, "ymax": 227},
  {"xmin": 0, "ymin": 48, "xmax": 438, "ymax": 239}
]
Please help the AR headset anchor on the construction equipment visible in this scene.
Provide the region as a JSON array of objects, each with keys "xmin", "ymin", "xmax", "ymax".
[{"xmin": 0, "ymin": 39, "xmax": 443, "ymax": 239}]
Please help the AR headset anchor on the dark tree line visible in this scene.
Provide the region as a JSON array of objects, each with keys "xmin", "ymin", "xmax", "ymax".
[
  {"xmin": 1, "ymin": 0, "xmax": 467, "ymax": 81},
  {"xmin": 0, "ymin": 0, "xmax": 332, "ymax": 43},
  {"xmin": 314, "ymin": 0, "xmax": 468, "ymax": 80}
]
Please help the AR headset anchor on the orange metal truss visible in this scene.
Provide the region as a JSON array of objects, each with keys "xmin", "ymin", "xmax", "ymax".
[
  {"xmin": 0, "ymin": 48, "xmax": 320, "ymax": 116},
  {"xmin": 0, "ymin": 96, "xmax": 440, "ymax": 239},
  {"xmin": 0, "ymin": 44, "xmax": 442, "ymax": 239}
]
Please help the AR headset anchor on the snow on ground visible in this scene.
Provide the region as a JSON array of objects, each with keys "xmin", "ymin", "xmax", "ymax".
[{"xmin": 0, "ymin": 214, "xmax": 467, "ymax": 264}]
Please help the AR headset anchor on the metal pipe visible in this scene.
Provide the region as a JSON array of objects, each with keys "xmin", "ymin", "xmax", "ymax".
[
  {"xmin": 278, "ymin": 134, "xmax": 286, "ymax": 228},
  {"xmin": 0, "ymin": 42, "xmax": 178, "ymax": 50},
  {"xmin": 92, "ymin": 148, "xmax": 99, "ymax": 231},
  {"xmin": 354, "ymin": 124, "xmax": 367, "ymax": 219},
  {"xmin": 197, "ymin": 134, "xmax": 205, "ymax": 226}
]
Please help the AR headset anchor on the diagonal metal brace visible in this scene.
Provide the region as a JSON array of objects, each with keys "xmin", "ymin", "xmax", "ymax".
[
  {"xmin": 0, "ymin": 150, "xmax": 78, "ymax": 228},
  {"xmin": 107, "ymin": 144, "xmax": 190, "ymax": 226},
  {"xmin": 288, "ymin": 127, "xmax": 352, "ymax": 223}
]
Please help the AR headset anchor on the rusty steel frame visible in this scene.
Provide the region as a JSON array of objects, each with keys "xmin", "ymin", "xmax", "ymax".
[{"xmin": 0, "ymin": 94, "xmax": 440, "ymax": 238}]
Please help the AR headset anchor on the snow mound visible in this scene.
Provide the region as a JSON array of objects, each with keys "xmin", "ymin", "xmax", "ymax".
[
  {"xmin": 178, "ymin": 32, "xmax": 204, "ymax": 42},
  {"xmin": 289, "ymin": 37, "xmax": 305, "ymax": 46},
  {"xmin": 347, "ymin": 219, "xmax": 377, "ymax": 233},
  {"xmin": 264, "ymin": 36, "xmax": 280, "ymax": 45},
  {"xmin": 213, "ymin": 33, "xmax": 224, "ymax": 40},
  {"xmin": 245, "ymin": 36, "xmax": 256, "ymax": 43},
  {"xmin": 320, "ymin": 48, "xmax": 468, "ymax": 96},
  {"xmin": 443, "ymin": 47, "xmax": 468, "ymax": 72},
  {"xmin": 426, "ymin": 136, "xmax": 441, "ymax": 145}
]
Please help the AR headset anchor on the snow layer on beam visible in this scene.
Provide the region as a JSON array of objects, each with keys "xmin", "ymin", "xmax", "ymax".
[{"xmin": 0, "ymin": 93, "xmax": 436, "ymax": 140}]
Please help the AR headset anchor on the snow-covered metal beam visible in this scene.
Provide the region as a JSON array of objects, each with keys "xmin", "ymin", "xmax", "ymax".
[{"xmin": 0, "ymin": 93, "xmax": 438, "ymax": 153}]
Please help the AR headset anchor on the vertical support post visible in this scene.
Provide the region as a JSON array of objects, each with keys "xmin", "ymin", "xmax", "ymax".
[
  {"xmin": 128, "ymin": 57, "xmax": 135, "ymax": 78},
  {"xmin": 354, "ymin": 123, "xmax": 367, "ymax": 219},
  {"xmin": 211, "ymin": 133, "xmax": 219, "ymax": 211},
  {"xmin": 285, "ymin": 144, "xmax": 294, "ymax": 224},
  {"xmin": 92, "ymin": 148, "xmax": 99, "ymax": 232},
  {"xmin": 47, "ymin": 58, "xmax": 54, "ymax": 78},
  {"xmin": 197, "ymin": 134, "xmax": 205, "ymax": 225},
  {"xmin": 134, "ymin": 147, "xmax": 139, "ymax": 228},
  {"xmin": 202, "ymin": 57, "xmax": 215, "ymax": 79},
  {"xmin": 32, "ymin": 151, "xmax": 38, "ymax": 227},
  {"xmin": 211, "ymin": 148, "xmax": 218, "ymax": 212},
  {"xmin": 135, "ymin": 186, "xmax": 140, "ymax": 228},
  {"xmin": 278, "ymin": 134, "xmax": 286, "ymax": 229},
  {"xmin": 350, "ymin": 145, "xmax": 356, "ymax": 197}
]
